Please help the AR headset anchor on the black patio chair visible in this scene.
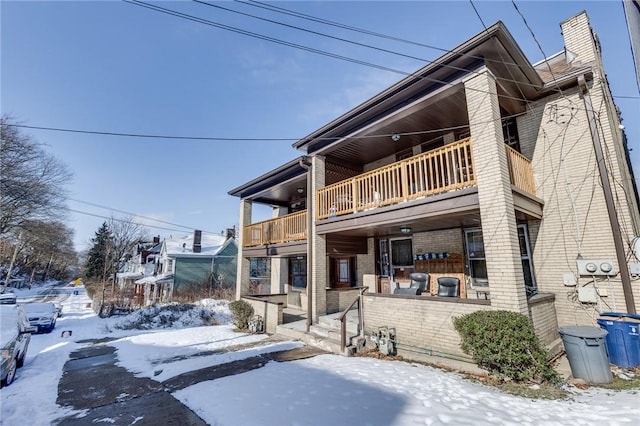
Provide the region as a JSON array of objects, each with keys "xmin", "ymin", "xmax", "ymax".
[{"xmin": 437, "ymin": 277, "xmax": 460, "ymax": 297}]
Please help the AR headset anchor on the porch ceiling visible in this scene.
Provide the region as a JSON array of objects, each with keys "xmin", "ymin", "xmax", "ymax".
[{"xmin": 325, "ymin": 87, "xmax": 470, "ymax": 167}]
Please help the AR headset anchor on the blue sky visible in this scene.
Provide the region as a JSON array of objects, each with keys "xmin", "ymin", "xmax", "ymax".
[{"xmin": 2, "ymin": 1, "xmax": 639, "ymax": 252}]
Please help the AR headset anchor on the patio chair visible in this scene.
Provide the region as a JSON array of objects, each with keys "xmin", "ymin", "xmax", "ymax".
[
  {"xmin": 437, "ymin": 277, "xmax": 460, "ymax": 297},
  {"xmin": 394, "ymin": 273, "xmax": 429, "ymax": 296}
]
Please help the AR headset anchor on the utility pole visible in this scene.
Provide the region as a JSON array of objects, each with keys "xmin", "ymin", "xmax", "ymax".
[{"xmin": 2, "ymin": 233, "xmax": 21, "ymax": 292}]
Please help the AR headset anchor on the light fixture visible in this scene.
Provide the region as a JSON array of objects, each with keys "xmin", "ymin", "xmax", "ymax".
[
  {"xmin": 400, "ymin": 226, "xmax": 412, "ymax": 234},
  {"xmin": 391, "ymin": 133, "xmax": 401, "ymax": 142},
  {"xmin": 297, "ymin": 187, "xmax": 304, "ymax": 194}
]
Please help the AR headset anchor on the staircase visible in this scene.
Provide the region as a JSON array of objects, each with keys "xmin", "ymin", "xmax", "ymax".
[{"xmin": 276, "ymin": 309, "xmax": 363, "ymax": 356}]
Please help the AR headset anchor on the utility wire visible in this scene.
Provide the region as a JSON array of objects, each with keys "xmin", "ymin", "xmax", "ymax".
[
  {"xmin": 510, "ymin": 0, "xmax": 574, "ymax": 107},
  {"xmin": 67, "ymin": 197, "xmax": 218, "ymax": 234},
  {"xmin": 196, "ymin": 0, "xmax": 544, "ymax": 93},
  {"xmin": 122, "ymin": 0, "xmax": 547, "ymax": 107},
  {"xmin": 6, "ymin": 112, "xmax": 528, "ymax": 143},
  {"xmin": 127, "ymin": 0, "xmax": 637, "ymax": 115},
  {"xmin": 68, "ymin": 208, "xmax": 189, "ymax": 234},
  {"xmin": 239, "ymin": 0, "xmax": 517, "ymax": 65}
]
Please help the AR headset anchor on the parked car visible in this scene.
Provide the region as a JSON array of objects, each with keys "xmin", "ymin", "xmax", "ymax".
[
  {"xmin": 1, "ymin": 305, "xmax": 36, "ymax": 387},
  {"xmin": 0, "ymin": 291, "xmax": 17, "ymax": 305},
  {"xmin": 22, "ymin": 303, "xmax": 58, "ymax": 333},
  {"xmin": 52, "ymin": 301, "xmax": 63, "ymax": 317}
]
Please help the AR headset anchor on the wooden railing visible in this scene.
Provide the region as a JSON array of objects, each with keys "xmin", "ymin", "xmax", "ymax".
[
  {"xmin": 317, "ymin": 138, "xmax": 476, "ymax": 220},
  {"xmin": 506, "ymin": 145, "xmax": 536, "ymax": 195},
  {"xmin": 243, "ymin": 210, "xmax": 307, "ymax": 247}
]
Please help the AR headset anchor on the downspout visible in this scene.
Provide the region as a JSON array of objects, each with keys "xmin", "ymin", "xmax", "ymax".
[
  {"xmin": 578, "ymin": 75, "xmax": 636, "ymax": 314},
  {"xmin": 299, "ymin": 156, "xmax": 313, "ymax": 331}
]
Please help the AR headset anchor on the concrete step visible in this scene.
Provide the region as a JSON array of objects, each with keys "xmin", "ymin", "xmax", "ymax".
[
  {"xmin": 317, "ymin": 312, "xmax": 360, "ymax": 335},
  {"xmin": 276, "ymin": 321, "xmax": 362, "ymax": 356}
]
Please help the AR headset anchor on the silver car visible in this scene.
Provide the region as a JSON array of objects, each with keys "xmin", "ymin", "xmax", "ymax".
[
  {"xmin": 1, "ymin": 305, "xmax": 36, "ymax": 387},
  {"xmin": 22, "ymin": 302, "xmax": 58, "ymax": 333}
]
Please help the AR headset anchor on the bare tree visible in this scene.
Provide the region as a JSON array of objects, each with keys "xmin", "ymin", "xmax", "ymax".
[
  {"xmin": 0, "ymin": 116, "xmax": 71, "ymax": 236},
  {"xmin": 4, "ymin": 220, "xmax": 77, "ymax": 285},
  {"xmin": 106, "ymin": 215, "xmax": 149, "ymax": 291}
]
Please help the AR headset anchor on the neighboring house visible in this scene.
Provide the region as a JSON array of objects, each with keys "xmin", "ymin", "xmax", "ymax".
[
  {"xmin": 229, "ymin": 12, "xmax": 640, "ymax": 359},
  {"xmin": 136, "ymin": 230, "xmax": 238, "ymax": 304},
  {"xmin": 118, "ymin": 236, "xmax": 162, "ymax": 306}
]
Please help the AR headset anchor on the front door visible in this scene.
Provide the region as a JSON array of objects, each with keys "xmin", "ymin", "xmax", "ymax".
[{"xmin": 390, "ymin": 237, "xmax": 414, "ymax": 284}]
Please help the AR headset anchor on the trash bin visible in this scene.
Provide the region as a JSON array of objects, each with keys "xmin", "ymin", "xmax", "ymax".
[
  {"xmin": 558, "ymin": 326, "xmax": 612, "ymax": 384},
  {"xmin": 597, "ymin": 312, "xmax": 640, "ymax": 368}
]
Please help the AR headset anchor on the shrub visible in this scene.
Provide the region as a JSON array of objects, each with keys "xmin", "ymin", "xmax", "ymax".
[
  {"xmin": 229, "ymin": 300, "xmax": 254, "ymax": 330},
  {"xmin": 453, "ymin": 310, "xmax": 559, "ymax": 384}
]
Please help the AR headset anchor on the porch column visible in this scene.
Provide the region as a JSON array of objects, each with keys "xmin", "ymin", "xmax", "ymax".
[
  {"xmin": 310, "ymin": 155, "xmax": 327, "ymax": 321},
  {"xmin": 235, "ymin": 199, "xmax": 253, "ymax": 300},
  {"xmin": 464, "ymin": 69, "xmax": 528, "ymax": 314},
  {"xmin": 271, "ymin": 258, "xmax": 287, "ymax": 294}
]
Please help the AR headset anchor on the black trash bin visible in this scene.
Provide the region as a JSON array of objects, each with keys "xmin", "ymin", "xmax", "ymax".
[
  {"xmin": 558, "ymin": 326, "xmax": 612, "ymax": 384},
  {"xmin": 597, "ymin": 312, "xmax": 640, "ymax": 368}
]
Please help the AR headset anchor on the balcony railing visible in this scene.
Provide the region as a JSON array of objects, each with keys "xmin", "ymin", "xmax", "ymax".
[
  {"xmin": 243, "ymin": 210, "xmax": 307, "ymax": 247},
  {"xmin": 317, "ymin": 138, "xmax": 476, "ymax": 220},
  {"xmin": 506, "ymin": 145, "xmax": 536, "ymax": 195}
]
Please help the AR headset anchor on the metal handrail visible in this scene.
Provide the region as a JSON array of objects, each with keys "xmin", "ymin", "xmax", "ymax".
[{"xmin": 339, "ymin": 287, "xmax": 367, "ymax": 352}]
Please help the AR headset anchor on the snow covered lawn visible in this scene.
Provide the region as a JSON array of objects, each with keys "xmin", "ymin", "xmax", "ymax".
[{"xmin": 1, "ymin": 282, "xmax": 639, "ymax": 426}]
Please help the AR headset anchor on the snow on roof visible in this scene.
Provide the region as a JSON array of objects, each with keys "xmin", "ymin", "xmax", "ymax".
[{"xmin": 164, "ymin": 233, "xmax": 231, "ymax": 257}]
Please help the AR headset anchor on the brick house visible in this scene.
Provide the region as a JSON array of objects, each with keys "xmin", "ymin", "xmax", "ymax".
[{"xmin": 229, "ymin": 12, "xmax": 640, "ymax": 359}]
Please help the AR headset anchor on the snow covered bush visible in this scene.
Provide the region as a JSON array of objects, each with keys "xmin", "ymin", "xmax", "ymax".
[
  {"xmin": 111, "ymin": 301, "xmax": 231, "ymax": 330},
  {"xmin": 228, "ymin": 300, "xmax": 253, "ymax": 330},
  {"xmin": 453, "ymin": 310, "xmax": 559, "ymax": 384}
]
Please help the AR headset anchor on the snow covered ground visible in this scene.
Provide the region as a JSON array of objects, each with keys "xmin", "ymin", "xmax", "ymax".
[{"xmin": 1, "ymin": 281, "xmax": 639, "ymax": 425}]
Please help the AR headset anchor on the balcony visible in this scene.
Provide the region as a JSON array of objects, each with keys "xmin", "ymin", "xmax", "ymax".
[
  {"xmin": 317, "ymin": 138, "xmax": 536, "ymax": 220},
  {"xmin": 242, "ymin": 138, "xmax": 537, "ymax": 247},
  {"xmin": 243, "ymin": 210, "xmax": 307, "ymax": 247}
]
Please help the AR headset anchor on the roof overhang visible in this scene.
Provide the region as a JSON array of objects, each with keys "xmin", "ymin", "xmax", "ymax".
[{"xmin": 228, "ymin": 155, "xmax": 309, "ymax": 205}]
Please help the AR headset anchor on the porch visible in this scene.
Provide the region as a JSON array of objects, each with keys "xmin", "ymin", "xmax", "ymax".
[{"xmin": 240, "ymin": 138, "xmax": 537, "ymax": 249}]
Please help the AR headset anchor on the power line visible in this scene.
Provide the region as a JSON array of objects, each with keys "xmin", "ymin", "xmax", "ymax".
[
  {"xmin": 8, "ymin": 124, "xmax": 300, "ymax": 141},
  {"xmin": 122, "ymin": 0, "xmax": 547, "ymax": 107},
  {"xmin": 195, "ymin": 0, "xmax": 545, "ymax": 93},
  {"xmin": 6, "ymin": 113, "xmax": 529, "ymax": 143},
  {"xmin": 238, "ymin": 0, "xmax": 517, "ymax": 66},
  {"xmin": 125, "ymin": 0, "xmax": 637, "ymax": 116},
  {"xmin": 68, "ymin": 208, "xmax": 188, "ymax": 234},
  {"xmin": 67, "ymin": 198, "xmax": 218, "ymax": 234}
]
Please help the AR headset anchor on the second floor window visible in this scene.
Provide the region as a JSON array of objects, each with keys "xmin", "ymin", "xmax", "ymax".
[{"xmin": 502, "ymin": 117, "xmax": 521, "ymax": 152}]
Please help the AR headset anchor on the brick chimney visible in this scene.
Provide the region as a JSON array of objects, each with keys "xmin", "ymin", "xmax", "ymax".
[
  {"xmin": 226, "ymin": 226, "xmax": 236, "ymax": 240},
  {"xmin": 153, "ymin": 235, "xmax": 160, "ymax": 244},
  {"xmin": 193, "ymin": 230, "xmax": 202, "ymax": 253}
]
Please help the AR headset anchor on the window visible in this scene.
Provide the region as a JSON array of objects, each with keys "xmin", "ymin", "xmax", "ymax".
[
  {"xmin": 289, "ymin": 257, "xmax": 307, "ymax": 289},
  {"xmin": 420, "ymin": 136, "xmax": 444, "ymax": 153},
  {"xmin": 165, "ymin": 259, "xmax": 174, "ymax": 274},
  {"xmin": 464, "ymin": 229, "xmax": 487, "ymax": 280},
  {"xmin": 518, "ymin": 224, "xmax": 537, "ymax": 297},
  {"xmin": 456, "ymin": 130, "xmax": 471, "ymax": 141},
  {"xmin": 330, "ymin": 257, "xmax": 356, "ymax": 288},
  {"xmin": 250, "ymin": 258, "xmax": 270, "ymax": 280},
  {"xmin": 464, "ymin": 226, "xmax": 537, "ymax": 296},
  {"xmin": 395, "ymin": 148, "xmax": 414, "ymax": 161},
  {"xmin": 249, "ymin": 258, "xmax": 271, "ymax": 293},
  {"xmin": 502, "ymin": 117, "xmax": 521, "ymax": 152}
]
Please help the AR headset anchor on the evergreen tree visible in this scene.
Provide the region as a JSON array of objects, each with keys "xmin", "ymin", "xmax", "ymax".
[{"xmin": 85, "ymin": 222, "xmax": 112, "ymax": 279}]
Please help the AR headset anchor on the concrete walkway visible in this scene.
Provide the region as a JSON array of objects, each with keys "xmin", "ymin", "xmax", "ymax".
[{"xmin": 54, "ymin": 340, "xmax": 327, "ymax": 425}]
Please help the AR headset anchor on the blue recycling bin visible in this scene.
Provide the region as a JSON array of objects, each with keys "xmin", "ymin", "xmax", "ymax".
[{"xmin": 597, "ymin": 312, "xmax": 640, "ymax": 368}]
